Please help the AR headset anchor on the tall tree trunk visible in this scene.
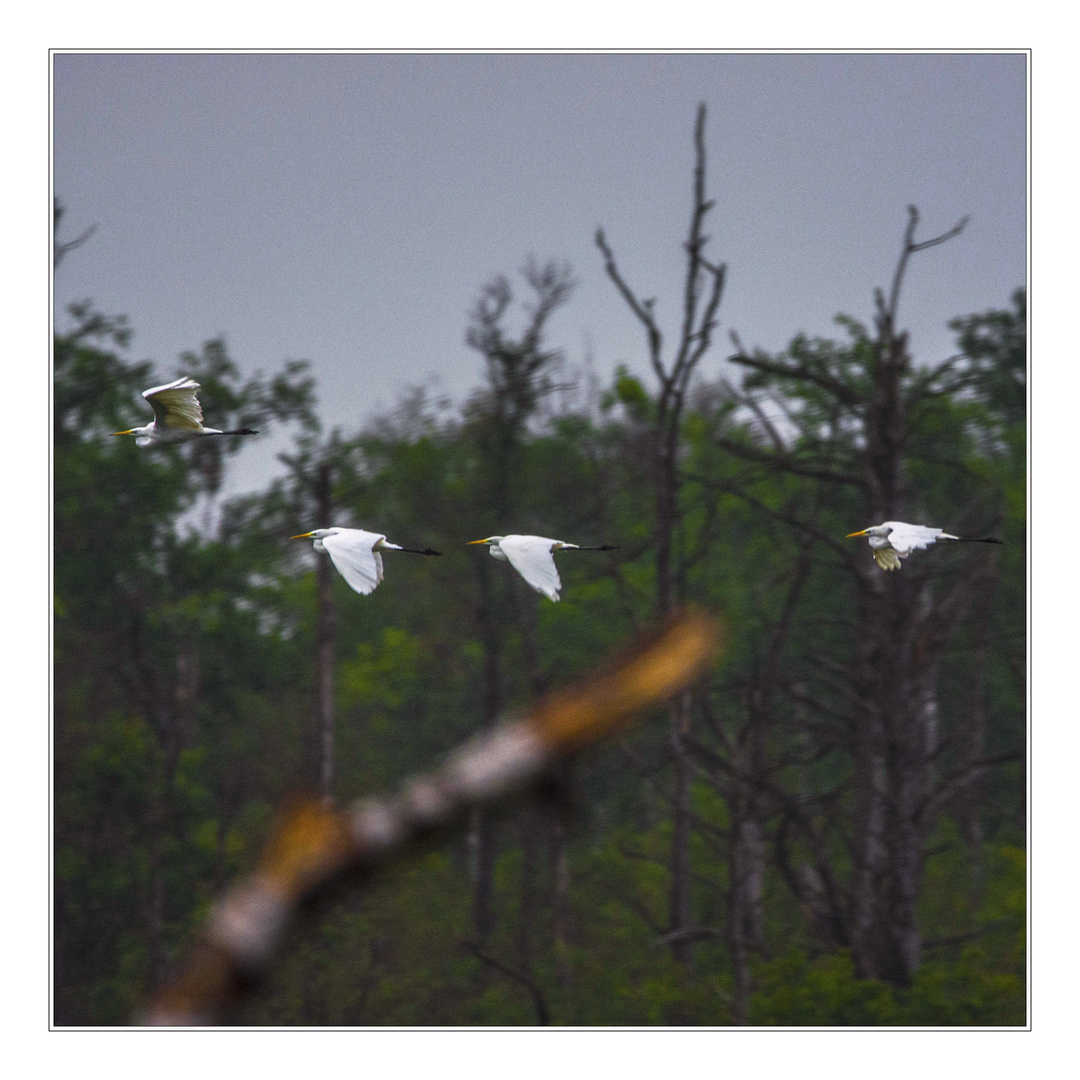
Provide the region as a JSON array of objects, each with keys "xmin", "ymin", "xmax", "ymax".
[
  {"xmin": 511, "ymin": 577, "xmax": 549, "ymax": 974},
  {"xmin": 729, "ymin": 701, "xmax": 768, "ymax": 1019},
  {"xmin": 717, "ymin": 205, "xmax": 977, "ymax": 988},
  {"xmin": 850, "ymin": 297, "xmax": 913, "ymax": 981},
  {"xmin": 315, "ymin": 462, "xmax": 335, "ymax": 800},
  {"xmin": 517, "ymin": 804, "xmax": 539, "ymax": 977},
  {"xmin": 729, "ymin": 805, "xmax": 761, "ymax": 1024},
  {"xmin": 146, "ymin": 809, "xmax": 170, "ymax": 990},
  {"xmin": 852, "ymin": 309, "xmax": 935, "ymax": 984},
  {"xmin": 884, "ymin": 657, "xmax": 937, "ymax": 983},
  {"xmin": 850, "ymin": 572, "xmax": 891, "ymax": 980},
  {"xmin": 658, "ymin": 425, "xmax": 696, "ymax": 964},
  {"xmin": 470, "ymin": 556, "xmax": 501, "ymax": 942},
  {"xmin": 655, "ymin": 429, "xmax": 677, "ymax": 618},
  {"xmin": 147, "ymin": 634, "xmax": 203, "ymax": 992},
  {"xmin": 551, "ymin": 813, "xmax": 572, "ymax": 986},
  {"xmin": 596, "ymin": 103, "xmax": 727, "ymax": 969},
  {"xmin": 668, "ymin": 689, "xmax": 695, "ymax": 965},
  {"xmin": 852, "ymin": 572, "xmax": 940, "ymax": 985},
  {"xmin": 958, "ymin": 578, "xmax": 995, "ymax": 912},
  {"xmin": 732, "ymin": 812, "xmax": 765, "ymax": 948}
]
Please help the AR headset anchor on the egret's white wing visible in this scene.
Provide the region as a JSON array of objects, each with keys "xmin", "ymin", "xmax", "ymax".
[
  {"xmin": 499, "ymin": 535, "xmax": 563, "ymax": 602},
  {"xmin": 143, "ymin": 378, "xmax": 204, "ymax": 430},
  {"xmin": 883, "ymin": 522, "xmax": 955, "ymax": 557},
  {"xmin": 320, "ymin": 529, "xmax": 386, "ymax": 595}
]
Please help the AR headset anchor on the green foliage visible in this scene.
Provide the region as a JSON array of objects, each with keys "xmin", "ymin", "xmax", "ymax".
[
  {"xmin": 750, "ymin": 938, "xmax": 1024, "ymax": 1027},
  {"xmin": 602, "ymin": 363, "xmax": 655, "ymax": 425},
  {"xmin": 752, "ymin": 831, "xmax": 1026, "ymax": 1026},
  {"xmin": 54, "ymin": 276, "xmax": 1025, "ymax": 1026}
]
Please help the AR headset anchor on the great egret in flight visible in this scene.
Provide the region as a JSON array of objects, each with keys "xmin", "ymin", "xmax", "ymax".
[
  {"xmin": 846, "ymin": 521, "xmax": 1002, "ymax": 570},
  {"xmin": 292, "ymin": 527, "xmax": 442, "ymax": 595},
  {"xmin": 112, "ymin": 377, "xmax": 259, "ymax": 447},
  {"xmin": 468, "ymin": 535, "xmax": 616, "ymax": 602}
]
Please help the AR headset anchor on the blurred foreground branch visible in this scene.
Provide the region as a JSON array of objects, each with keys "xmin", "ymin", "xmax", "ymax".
[{"xmin": 141, "ymin": 609, "xmax": 721, "ymax": 1025}]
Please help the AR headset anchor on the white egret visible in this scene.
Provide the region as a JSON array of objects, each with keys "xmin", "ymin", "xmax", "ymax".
[
  {"xmin": 291, "ymin": 527, "xmax": 442, "ymax": 595},
  {"xmin": 468, "ymin": 534, "xmax": 616, "ymax": 602},
  {"xmin": 112, "ymin": 377, "xmax": 258, "ymax": 447},
  {"xmin": 846, "ymin": 521, "xmax": 1002, "ymax": 570}
]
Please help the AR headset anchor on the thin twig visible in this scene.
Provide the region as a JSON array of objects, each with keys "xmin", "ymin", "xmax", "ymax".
[{"xmin": 461, "ymin": 940, "xmax": 551, "ymax": 1025}]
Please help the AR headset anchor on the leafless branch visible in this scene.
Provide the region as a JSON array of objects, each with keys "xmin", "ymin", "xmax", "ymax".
[
  {"xmin": 729, "ymin": 386, "xmax": 787, "ymax": 453},
  {"xmin": 611, "ymin": 881, "xmax": 667, "ymax": 935},
  {"xmin": 773, "ymin": 808, "xmax": 850, "ymax": 949},
  {"xmin": 671, "ymin": 104, "xmax": 727, "ymax": 392},
  {"xmin": 918, "ymin": 750, "xmax": 1022, "ymax": 826},
  {"xmin": 729, "ymin": 331, "xmax": 863, "ymax": 408},
  {"xmin": 54, "ymin": 200, "xmax": 98, "ymax": 268},
  {"xmin": 653, "ymin": 926, "xmax": 725, "ymax": 948},
  {"xmin": 713, "ymin": 436, "xmax": 866, "ymax": 489},
  {"xmin": 595, "ymin": 228, "xmax": 664, "ymax": 383},
  {"xmin": 880, "ymin": 205, "xmax": 969, "ymax": 326},
  {"xmin": 461, "ymin": 940, "xmax": 550, "ymax": 1025},
  {"xmin": 922, "ymin": 918, "xmax": 1015, "ymax": 952},
  {"xmin": 686, "ymin": 473, "xmax": 855, "ymax": 561},
  {"xmin": 782, "ymin": 680, "xmax": 857, "ymax": 731}
]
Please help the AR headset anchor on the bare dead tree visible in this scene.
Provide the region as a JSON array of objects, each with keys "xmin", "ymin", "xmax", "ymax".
[
  {"xmin": 315, "ymin": 461, "xmax": 335, "ymax": 800},
  {"xmin": 596, "ymin": 102, "xmax": 727, "ymax": 965},
  {"xmin": 717, "ymin": 206, "xmax": 1007, "ymax": 986}
]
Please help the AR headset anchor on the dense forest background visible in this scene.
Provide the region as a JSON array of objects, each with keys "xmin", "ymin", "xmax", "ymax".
[{"xmin": 53, "ymin": 116, "xmax": 1026, "ymax": 1026}]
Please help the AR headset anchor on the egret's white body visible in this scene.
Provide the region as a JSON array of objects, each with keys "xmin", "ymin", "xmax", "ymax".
[
  {"xmin": 468, "ymin": 534, "xmax": 615, "ymax": 602},
  {"xmin": 113, "ymin": 377, "xmax": 258, "ymax": 447},
  {"xmin": 846, "ymin": 520, "xmax": 1001, "ymax": 570},
  {"xmin": 292, "ymin": 527, "xmax": 441, "ymax": 595}
]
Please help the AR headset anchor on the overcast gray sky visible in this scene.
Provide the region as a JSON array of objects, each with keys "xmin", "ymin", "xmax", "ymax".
[{"xmin": 53, "ymin": 52, "xmax": 1026, "ymax": 496}]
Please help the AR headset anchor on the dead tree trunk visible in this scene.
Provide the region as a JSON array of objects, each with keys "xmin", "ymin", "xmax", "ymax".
[
  {"xmin": 122, "ymin": 602, "xmax": 194, "ymax": 994},
  {"xmin": 517, "ymin": 803, "xmax": 539, "ymax": 977},
  {"xmin": 849, "ymin": 208, "xmax": 974, "ymax": 984},
  {"xmin": 668, "ymin": 690, "xmax": 694, "ymax": 965},
  {"xmin": 469, "ymin": 556, "xmax": 501, "ymax": 942},
  {"xmin": 720, "ymin": 205, "xmax": 996, "ymax": 987},
  {"xmin": 597, "ymin": 102, "xmax": 727, "ymax": 965},
  {"xmin": 315, "ymin": 462, "xmax": 335, "ymax": 800},
  {"xmin": 957, "ymin": 576, "xmax": 997, "ymax": 910},
  {"xmin": 551, "ymin": 814, "xmax": 572, "ymax": 986}
]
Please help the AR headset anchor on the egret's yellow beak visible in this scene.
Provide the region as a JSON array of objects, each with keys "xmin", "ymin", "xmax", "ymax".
[
  {"xmin": 111, "ymin": 429, "xmax": 135, "ymax": 436},
  {"xmin": 845, "ymin": 529, "xmax": 869, "ymax": 538},
  {"xmin": 467, "ymin": 538, "xmax": 490, "ymax": 545},
  {"xmin": 290, "ymin": 532, "xmax": 314, "ymax": 540}
]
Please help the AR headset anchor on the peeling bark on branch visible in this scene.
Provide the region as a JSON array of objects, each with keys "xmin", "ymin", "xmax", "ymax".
[{"xmin": 142, "ymin": 613, "xmax": 720, "ymax": 1025}]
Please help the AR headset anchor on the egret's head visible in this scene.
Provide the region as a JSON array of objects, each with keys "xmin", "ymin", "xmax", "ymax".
[
  {"xmin": 846, "ymin": 525, "xmax": 889, "ymax": 539},
  {"xmin": 468, "ymin": 537, "xmax": 503, "ymax": 546},
  {"xmin": 290, "ymin": 528, "xmax": 335, "ymax": 540}
]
